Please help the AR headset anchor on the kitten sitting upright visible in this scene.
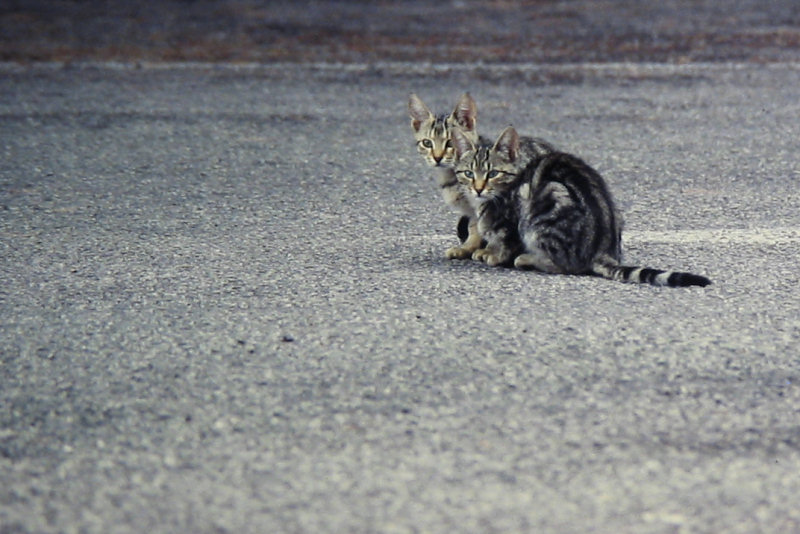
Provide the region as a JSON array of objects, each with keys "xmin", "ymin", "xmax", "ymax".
[
  {"xmin": 408, "ymin": 93, "xmax": 484, "ymax": 259},
  {"xmin": 452, "ymin": 126, "xmax": 711, "ymax": 287}
]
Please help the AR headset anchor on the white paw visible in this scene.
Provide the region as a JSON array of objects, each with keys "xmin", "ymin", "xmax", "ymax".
[
  {"xmin": 471, "ymin": 248, "xmax": 489, "ymax": 262},
  {"xmin": 445, "ymin": 245, "xmax": 474, "ymax": 260},
  {"xmin": 472, "ymin": 248, "xmax": 502, "ymax": 265},
  {"xmin": 484, "ymin": 253, "xmax": 503, "ymax": 267}
]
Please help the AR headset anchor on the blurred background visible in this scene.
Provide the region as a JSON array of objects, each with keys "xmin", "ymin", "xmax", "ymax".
[{"xmin": 2, "ymin": 0, "xmax": 800, "ymax": 64}]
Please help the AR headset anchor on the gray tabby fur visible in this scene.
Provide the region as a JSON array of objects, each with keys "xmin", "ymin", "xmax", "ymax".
[
  {"xmin": 408, "ymin": 93, "xmax": 484, "ymax": 259},
  {"xmin": 452, "ymin": 126, "xmax": 711, "ymax": 287}
]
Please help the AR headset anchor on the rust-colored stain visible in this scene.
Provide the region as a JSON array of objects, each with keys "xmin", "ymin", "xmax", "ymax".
[{"xmin": 2, "ymin": 1, "xmax": 800, "ymax": 63}]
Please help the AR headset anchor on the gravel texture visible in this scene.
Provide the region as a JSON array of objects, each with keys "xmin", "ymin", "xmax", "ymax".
[
  {"xmin": 2, "ymin": 0, "xmax": 800, "ymax": 63},
  {"xmin": 3, "ymin": 1, "xmax": 800, "ymax": 532},
  {"xmin": 2, "ymin": 61, "xmax": 800, "ymax": 532}
]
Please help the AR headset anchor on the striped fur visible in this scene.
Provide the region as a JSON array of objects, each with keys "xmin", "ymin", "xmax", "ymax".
[
  {"xmin": 408, "ymin": 93, "xmax": 484, "ymax": 259},
  {"xmin": 452, "ymin": 126, "xmax": 711, "ymax": 288},
  {"xmin": 451, "ymin": 126, "xmax": 554, "ymax": 267}
]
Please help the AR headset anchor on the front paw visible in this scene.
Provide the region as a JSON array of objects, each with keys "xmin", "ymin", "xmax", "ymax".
[
  {"xmin": 471, "ymin": 248, "xmax": 488, "ymax": 262},
  {"xmin": 483, "ymin": 253, "xmax": 504, "ymax": 266},
  {"xmin": 445, "ymin": 245, "xmax": 475, "ymax": 260},
  {"xmin": 472, "ymin": 248, "xmax": 507, "ymax": 266},
  {"xmin": 471, "ymin": 248, "xmax": 495, "ymax": 264}
]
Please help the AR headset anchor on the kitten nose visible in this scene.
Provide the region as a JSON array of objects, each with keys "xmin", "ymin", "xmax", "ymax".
[
  {"xmin": 474, "ymin": 180, "xmax": 486, "ymax": 195},
  {"xmin": 432, "ymin": 153, "xmax": 443, "ymax": 164}
]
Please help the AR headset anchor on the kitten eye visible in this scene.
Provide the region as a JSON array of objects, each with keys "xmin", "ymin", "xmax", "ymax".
[
  {"xmin": 422, "ymin": 139, "xmax": 433, "ymax": 148},
  {"xmin": 444, "ymin": 140, "xmax": 453, "ymax": 148},
  {"xmin": 487, "ymin": 170, "xmax": 499, "ymax": 179},
  {"xmin": 465, "ymin": 170, "xmax": 474, "ymax": 179}
]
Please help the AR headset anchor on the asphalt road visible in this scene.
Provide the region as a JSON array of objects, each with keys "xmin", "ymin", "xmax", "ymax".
[
  {"xmin": 3, "ymin": 0, "xmax": 800, "ymax": 63},
  {"xmin": 2, "ymin": 61, "xmax": 800, "ymax": 532}
]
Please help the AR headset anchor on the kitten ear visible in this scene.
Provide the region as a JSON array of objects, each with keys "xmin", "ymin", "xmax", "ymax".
[
  {"xmin": 408, "ymin": 93, "xmax": 433, "ymax": 132},
  {"xmin": 494, "ymin": 126, "xmax": 520, "ymax": 162},
  {"xmin": 451, "ymin": 127, "xmax": 475, "ymax": 159},
  {"xmin": 452, "ymin": 92, "xmax": 477, "ymax": 132}
]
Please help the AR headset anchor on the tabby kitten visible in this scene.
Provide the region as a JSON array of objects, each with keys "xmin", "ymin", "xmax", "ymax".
[
  {"xmin": 408, "ymin": 93, "xmax": 484, "ymax": 259},
  {"xmin": 452, "ymin": 126, "xmax": 711, "ymax": 287}
]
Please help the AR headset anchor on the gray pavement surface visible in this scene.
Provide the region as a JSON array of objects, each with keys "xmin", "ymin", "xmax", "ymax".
[{"xmin": 2, "ymin": 61, "xmax": 800, "ymax": 533}]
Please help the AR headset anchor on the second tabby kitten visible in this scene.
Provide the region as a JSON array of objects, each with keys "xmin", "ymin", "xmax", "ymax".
[
  {"xmin": 408, "ymin": 93, "xmax": 484, "ymax": 259},
  {"xmin": 452, "ymin": 126, "xmax": 711, "ymax": 287}
]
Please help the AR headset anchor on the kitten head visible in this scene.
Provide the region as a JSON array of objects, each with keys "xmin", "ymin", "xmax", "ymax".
[
  {"xmin": 452, "ymin": 126, "xmax": 521, "ymax": 201},
  {"xmin": 408, "ymin": 93, "xmax": 478, "ymax": 168}
]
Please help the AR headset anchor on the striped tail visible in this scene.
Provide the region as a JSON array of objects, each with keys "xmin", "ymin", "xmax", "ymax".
[{"xmin": 592, "ymin": 259, "xmax": 711, "ymax": 288}]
